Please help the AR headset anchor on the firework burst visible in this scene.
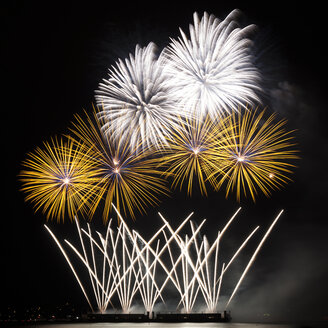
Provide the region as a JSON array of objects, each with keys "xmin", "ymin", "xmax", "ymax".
[
  {"xmin": 69, "ymin": 107, "xmax": 170, "ymax": 221},
  {"xmin": 162, "ymin": 10, "xmax": 261, "ymax": 119},
  {"xmin": 158, "ymin": 116, "xmax": 232, "ymax": 196},
  {"xmin": 211, "ymin": 109, "xmax": 299, "ymax": 201},
  {"xmin": 95, "ymin": 42, "xmax": 183, "ymax": 150},
  {"xmin": 19, "ymin": 137, "xmax": 100, "ymax": 222}
]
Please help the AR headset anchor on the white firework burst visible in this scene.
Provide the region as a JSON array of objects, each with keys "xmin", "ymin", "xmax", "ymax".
[
  {"xmin": 163, "ymin": 10, "xmax": 262, "ymax": 119},
  {"xmin": 95, "ymin": 42, "xmax": 182, "ymax": 150}
]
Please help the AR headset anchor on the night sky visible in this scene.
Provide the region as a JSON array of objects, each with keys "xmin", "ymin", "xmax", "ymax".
[{"xmin": 2, "ymin": 1, "xmax": 327, "ymax": 324}]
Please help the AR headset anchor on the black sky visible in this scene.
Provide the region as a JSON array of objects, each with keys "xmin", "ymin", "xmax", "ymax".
[{"xmin": 2, "ymin": 0, "xmax": 327, "ymax": 324}]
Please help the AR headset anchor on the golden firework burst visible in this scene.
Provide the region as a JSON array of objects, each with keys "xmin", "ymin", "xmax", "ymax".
[
  {"xmin": 158, "ymin": 115, "xmax": 231, "ymax": 196},
  {"xmin": 19, "ymin": 137, "xmax": 101, "ymax": 222},
  {"xmin": 68, "ymin": 106, "xmax": 170, "ymax": 221},
  {"xmin": 211, "ymin": 108, "xmax": 299, "ymax": 201}
]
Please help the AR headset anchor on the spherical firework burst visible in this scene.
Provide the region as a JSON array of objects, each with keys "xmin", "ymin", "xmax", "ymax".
[
  {"xmin": 158, "ymin": 115, "xmax": 231, "ymax": 196},
  {"xmin": 162, "ymin": 10, "xmax": 261, "ymax": 119},
  {"xmin": 211, "ymin": 109, "xmax": 299, "ymax": 201},
  {"xmin": 19, "ymin": 137, "xmax": 101, "ymax": 222},
  {"xmin": 95, "ymin": 42, "xmax": 182, "ymax": 150},
  {"xmin": 69, "ymin": 107, "xmax": 170, "ymax": 221}
]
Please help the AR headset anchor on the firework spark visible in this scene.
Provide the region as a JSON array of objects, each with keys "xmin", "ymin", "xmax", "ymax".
[
  {"xmin": 158, "ymin": 115, "xmax": 231, "ymax": 196},
  {"xmin": 69, "ymin": 107, "xmax": 170, "ymax": 221},
  {"xmin": 19, "ymin": 137, "xmax": 100, "ymax": 221},
  {"xmin": 162, "ymin": 10, "xmax": 261, "ymax": 119},
  {"xmin": 95, "ymin": 42, "xmax": 183, "ymax": 150},
  {"xmin": 45, "ymin": 207, "xmax": 282, "ymax": 314},
  {"xmin": 211, "ymin": 109, "xmax": 299, "ymax": 201}
]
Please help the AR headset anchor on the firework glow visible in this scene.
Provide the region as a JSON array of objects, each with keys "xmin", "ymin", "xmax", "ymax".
[{"xmin": 95, "ymin": 42, "xmax": 184, "ymax": 150}]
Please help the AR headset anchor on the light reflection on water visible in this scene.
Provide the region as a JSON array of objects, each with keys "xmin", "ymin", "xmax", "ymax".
[{"xmin": 27, "ymin": 323, "xmax": 326, "ymax": 328}]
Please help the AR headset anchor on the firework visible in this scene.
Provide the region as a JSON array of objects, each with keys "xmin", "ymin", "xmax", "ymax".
[
  {"xmin": 45, "ymin": 206, "xmax": 283, "ymax": 314},
  {"xmin": 69, "ymin": 107, "xmax": 170, "ymax": 221},
  {"xmin": 211, "ymin": 109, "xmax": 299, "ymax": 201},
  {"xmin": 95, "ymin": 42, "xmax": 183, "ymax": 150},
  {"xmin": 162, "ymin": 10, "xmax": 261, "ymax": 119},
  {"xmin": 19, "ymin": 137, "xmax": 100, "ymax": 222},
  {"xmin": 158, "ymin": 115, "xmax": 232, "ymax": 196}
]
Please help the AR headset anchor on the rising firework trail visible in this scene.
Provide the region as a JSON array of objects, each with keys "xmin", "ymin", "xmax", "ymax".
[
  {"xmin": 172, "ymin": 207, "xmax": 241, "ymax": 312},
  {"xmin": 226, "ymin": 209, "xmax": 283, "ymax": 307},
  {"xmin": 45, "ymin": 207, "xmax": 282, "ymax": 314},
  {"xmin": 44, "ymin": 224, "xmax": 94, "ymax": 312},
  {"xmin": 162, "ymin": 10, "xmax": 261, "ymax": 119}
]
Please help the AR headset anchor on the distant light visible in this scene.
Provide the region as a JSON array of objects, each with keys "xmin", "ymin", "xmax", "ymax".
[
  {"xmin": 114, "ymin": 168, "xmax": 120, "ymax": 174},
  {"xmin": 237, "ymin": 156, "xmax": 245, "ymax": 162},
  {"xmin": 269, "ymin": 173, "xmax": 274, "ymax": 179},
  {"xmin": 113, "ymin": 159, "xmax": 119, "ymax": 165}
]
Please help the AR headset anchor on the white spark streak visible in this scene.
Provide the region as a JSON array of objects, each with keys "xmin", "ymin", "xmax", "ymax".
[{"xmin": 46, "ymin": 206, "xmax": 282, "ymax": 315}]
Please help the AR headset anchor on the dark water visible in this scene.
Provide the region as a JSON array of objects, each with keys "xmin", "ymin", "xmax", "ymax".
[{"xmin": 15, "ymin": 323, "xmax": 327, "ymax": 328}]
